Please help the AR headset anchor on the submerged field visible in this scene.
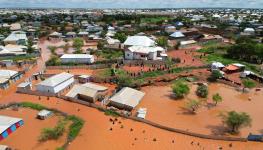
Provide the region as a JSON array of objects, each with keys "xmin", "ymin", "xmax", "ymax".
[
  {"xmin": 0, "ymin": 108, "xmax": 67, "ymax": 150},
  {"xmin": 137, "ymin": 83, "xmax": 263, "ymax": 137}
]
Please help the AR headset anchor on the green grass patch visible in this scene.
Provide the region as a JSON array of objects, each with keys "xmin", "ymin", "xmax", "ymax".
[
  {"xmin": 204, "ymin": 53, "xmax": 261, "ymax": 74},
  {"xmin": 39, "ymin": 119, "xmax": 67, "ymax": 142},
  {"xmin": 66, "ymin": 115, "xmax": 85, "ymax": 141},
  {"xmin": 0, "ymin": 55, "xmax": 37, "ymax": 62},
  {"xmin": 95, "ymin": 50, "xmax": 123, "ymax": 60},
  {"xmin": 104, "ymin": 109, "xmax": 120, "ymax": 117},
  {"xmin": 141, "ymin": 17, "xmax": 169, "ymax": 23},
  {"xmin": 20, "ymin": 102, "xmax": 47, "ymax": 111}
]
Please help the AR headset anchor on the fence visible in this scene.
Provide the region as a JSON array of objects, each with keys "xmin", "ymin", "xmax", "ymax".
[
  {"xmin": 123, "ymin": 60, "xmax": 166, "ymax": 65},
  {"xmin": 46, "ymin": 64, "xmax": 112, "ymax": 70}
]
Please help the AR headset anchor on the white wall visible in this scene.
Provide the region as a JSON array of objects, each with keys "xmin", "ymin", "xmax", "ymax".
[
  {"xmin": 37, "ymin": 77, "xmax": 74, "ymax": 94},
  {"xmin": 148, "ymin": 52, "xmax": 157, "ymax": 60},
  {"xmin": 61, "ymin": 56, "xmax": 94, "ymax": 64},
  {"xmin": 124, "ymin": 50, "xmax": 134, "ymax": 60}
]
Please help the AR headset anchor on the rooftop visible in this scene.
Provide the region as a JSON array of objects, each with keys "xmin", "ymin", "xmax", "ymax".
[
  {"xmin": 60, "ymin": 54, "xmax": 94, "ymax": 59},
  {"xmin": 0, "ymin": 115, "xmax": 22, "ymax": 134},
  {"xmin": 124, "ymin": 36, "xmax": 155, "ymax": 47},
  {"xmin": 109, "ymin": 87, "xmax": 145, "ymax": 108},
  {"xmin": 37, "ymin": 72, "xmax": 74, "ymax": 87}
]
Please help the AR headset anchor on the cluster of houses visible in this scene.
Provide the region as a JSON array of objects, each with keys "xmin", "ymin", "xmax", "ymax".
[
  {"xmin": 0, "ymin": 69, "xmax": 22, "ymax": 89},
  {"xmin": 211, "ymin": 61, "xmax": 263, "ymax": 83},
  {"xmin": 32, "ymin": 72, "xmax": 146, "ymax": 113}
]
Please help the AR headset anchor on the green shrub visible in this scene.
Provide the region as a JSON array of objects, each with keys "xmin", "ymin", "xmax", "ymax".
[
  {"xmin": 172, "ymin": 81, "xmax": 190, "ymax": 99},
  {"xmin": 242, "ymin": 79, "xmax": 256, "ymax": 89},
  {"xmin": 196, "ymin": 85, "xmax": 208, "ymax": 98},
  {"xmin": 104, "ymin": 109, "xmax": 120, "ymax": 117},
  {"xmin": 39, "ymin": 120, "xmax": 66, "ymax": 142}
]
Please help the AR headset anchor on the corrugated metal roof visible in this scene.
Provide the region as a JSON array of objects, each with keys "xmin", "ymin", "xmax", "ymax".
[
  {"xmin": 124, "ymin": 36, "xmax": 155, "ymax": 47},
  {"xmin": 0, "ymin": 69, "xmax": 18, "ymax": 79},
  {"xmin": 37, "ymin": 72, "xmax": 73, "ymax": 87},
  {"xmin": 170, "ymin": 31, "xmax": 185, "ymax": 38},
  {"xmin": 109, "ymin": 87, "xmax": 145, "ymax": 108},
  {"xmin": 66, "ymin": 83, "xmax": 108, "ymax": 98},
  {"xmin": 3, "ymin": 31, "xmax": 27, "ymax": 42},
  {"xmin": 60, "ymin": 54, "xmax": 94, "ymax": 59}
]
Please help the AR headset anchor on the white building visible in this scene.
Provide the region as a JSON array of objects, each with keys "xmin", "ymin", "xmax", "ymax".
[
  {"xmin": 0, "ymin": 44, "xmax": 27, "ymax": 56},
  {"xmin": 123, "ymin": 36, "xmax": 167, "ymax": 60},
  {"xmin": 169, "ymin": 31, "xmax": 185, "ymax": 39},
  {"xmin": 109, "ymin": 87, "xmax": 145, "ymax": 111},
  {"xmin": 3, "ymin": 31, "xmax": 28, "ymax": 45},
  {"xmin": 125, "ymin": 46, "xmax": 166, "ymax": 60},
  {"xmin": 243, "ymin": 28, "xmax": 255, "ymax": 35},
  {"xmin": 36, "ymin": 72, "xmax": 74, "ymax": 94},
  {"xmin": 60, "ymin": 54, "xmax": 95, "ymax": 64},
  {"xmin": 66, "ymin": 83, "xmax": 108, "ymax": 103},
  {"xmin": 124, "ymin": 36, "xmax": 155, "ymax": 47}
]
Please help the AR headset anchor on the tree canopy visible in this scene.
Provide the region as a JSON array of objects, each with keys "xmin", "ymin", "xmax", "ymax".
[
  {"xmin": 185, "ymin": 99, "xmax": 201, "ymax": 113},
  {"xmin": 212, "ymin": 93, "xmax": 223, "ymax": 106},
  {"xmin": 172, "ymin": 81, "xmax": 190, "ymax": 99},
  {"xmin": 242, "ymin": 79, "xmax": 256, "ymax": 89},
  {"xmin": 156, "ymin": 37, "xmax": 168, "ymax": 47},
  {"xmin": 114, "ymin": 32, "xmax": 127, "ymax": 43},
  {"xmin": 73, "ymin": 38, "xmax": 84, "ymax": 53},
  {"xmin": 196, "ymin": 85, "xmax": 208, "ymax": 98},
  {"xmin": 220, "ymin": 111, "xmax": 252, "ymax": 134}
]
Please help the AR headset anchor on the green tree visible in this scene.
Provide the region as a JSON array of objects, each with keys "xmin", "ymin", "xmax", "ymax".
[
  {"xmin": 208, "ymin": 70, "xmax": 223, "ymax": 82},
  {"xmin": 97, "ymin": 40, "xmax": 105, "ymax": 50},
  {"xmin": 196, "ymin": 85, "xmax": 208, "ymax": 98},
  {"xmin": 242, "ymin": 79, "xmax": 256, "ymax": 89},
  {"xmin": 114, "ymin": 32, "xmax": 127, "ymax": 43},
  {"xmin": 26, "ymin": 39, "xmax": 35, "ymax": 54},
  {"xmin": 73, "ymin": 38, "xmax": 84, "ymax": 53},
  {"xmin": 48, "ymin": 46, "xmax": 57, "ymax": 55},
  {"xmin": 117, "ymin": 75, "xmax": 134, "ymax": 89},
  {"xmin": 156, "ymin": 37, "xmax": 168, "ymax": 47},
  {"xmin": 212, "ymin": 93, "xmax": 223, "ymax": 106},
  {"xmin": 46, "ymin": 55, "xmax": 61, "ymax": 66},
  {"xmin": 185, "ymin": 99, "xmax": 201, "ymax": 113},
  {"xmin": 220, "ymin": 111, "xmax": 252, "ymax": 134},
  {"xmin": 172, "ymin": 81, "xmax": 190, "ymax": 99}
]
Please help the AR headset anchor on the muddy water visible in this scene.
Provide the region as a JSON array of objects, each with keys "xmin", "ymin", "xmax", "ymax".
[
  {"xmin": 0, "ymin": 108, "xmax": 66, "ymax": 150},
  {"xmin": 0, "ymin": 92, "xmax": 262, "ymax": 149},
  {"xmin": 139, "ymin": 83, "xmax": 263, "ymax": 137}
]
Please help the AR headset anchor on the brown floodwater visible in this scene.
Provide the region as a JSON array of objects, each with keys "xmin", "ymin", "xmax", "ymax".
[
  {"xmin": 0, "ymin": 108, "xmax": 66, "ymax": 150},
  {"xmin": 0, "ymin": 92, "xmax": 262, "ymax": 150},
  {"xmin": 138, "ymin": 83, "xmax": 263, "ymax": 137}
]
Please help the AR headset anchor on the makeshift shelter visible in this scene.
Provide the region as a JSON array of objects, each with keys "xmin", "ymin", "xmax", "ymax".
[
  {"xmin": 211, "ymin": 62, "xmax": 225, "ymax": 70},
  {"xmin": 109, "ymin": 87, "xmax": 145, "ymax": 111},
  {"xmin": 137, "ymin": 108, "xmax": 147, "ymax": 119},
  {"xmin": 223, "ymin": 64, "xmax": 244, "ymax": 74},
  {"xmin": 37, "ymin": 110, "xmax": 53, "ymax": 120},
  {"xmin": 0, "ymin": 115, "xmax": 23, "ymax": 141}
]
